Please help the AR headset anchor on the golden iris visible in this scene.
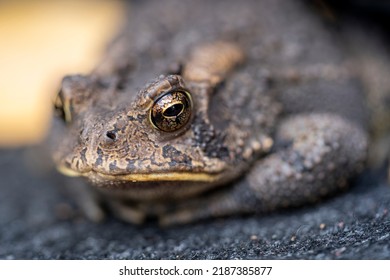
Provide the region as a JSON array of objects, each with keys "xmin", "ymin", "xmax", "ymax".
[{"xmin": 150, "ymin": 90, "xmax": 192, "ymax": 132}]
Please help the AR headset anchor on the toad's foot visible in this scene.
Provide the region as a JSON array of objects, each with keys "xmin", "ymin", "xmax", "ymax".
[{"xmin": 159, "ymin": 113, "xmax": 368, "ymax": 226}]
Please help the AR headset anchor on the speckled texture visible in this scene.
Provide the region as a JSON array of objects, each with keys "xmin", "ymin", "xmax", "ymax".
[
  {"xmin": 0, "ymin": 148, "xmax": 389, "ymax": 259},
  {"xmin": 49, "ymin": 0, "xmax": 369, "ymax": 225}
]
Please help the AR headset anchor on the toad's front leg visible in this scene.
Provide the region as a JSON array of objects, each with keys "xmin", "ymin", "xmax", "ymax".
[{"xmin": 159, "ymin": 113, "xmax": 368, "ymax": 226}]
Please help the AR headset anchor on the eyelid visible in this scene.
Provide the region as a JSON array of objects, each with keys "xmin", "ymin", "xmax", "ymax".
[{"xmin": 137, "ymin": 75, "xmax": 188, "ymax": 110}]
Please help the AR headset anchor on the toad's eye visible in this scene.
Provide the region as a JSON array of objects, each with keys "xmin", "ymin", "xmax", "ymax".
[
  {"xmin": 150, "ymin": 90, "xmax": 192, "ymax": 132},
  {"xmin": 54, "ymin": 90, "xmax": 72, "ymax": 123}
]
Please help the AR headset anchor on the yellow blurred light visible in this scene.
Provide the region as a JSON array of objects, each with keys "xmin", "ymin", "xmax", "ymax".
[{"xmin": 0, "ymin": 0, "xmax": 125, "ymax": 147}]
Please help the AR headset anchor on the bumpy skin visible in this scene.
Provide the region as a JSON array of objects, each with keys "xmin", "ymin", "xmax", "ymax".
[{"xmin": 50, "ymin": 0, "xmax": 368, "ymax": 225}]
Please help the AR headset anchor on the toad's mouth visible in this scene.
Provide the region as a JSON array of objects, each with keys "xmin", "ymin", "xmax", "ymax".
[{"xmin": 57, "ymin": 165, "xmax": 221, "ymax": 183}]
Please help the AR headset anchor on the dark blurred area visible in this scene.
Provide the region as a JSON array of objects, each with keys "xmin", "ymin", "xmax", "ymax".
[
  {"xmin": 309, "ymin": 0, "xmax": 390, "ymax": 35},
  {"xmin": 313, "ymin": 0, "xmax": 390, "ymax": 173},
  {"xmin": 325, "ymin": 0, "xmax": 390, "ymax": 25}
]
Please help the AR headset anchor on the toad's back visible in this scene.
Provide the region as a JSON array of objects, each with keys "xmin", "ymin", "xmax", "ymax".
[{"xmin": 95, "ymin": 0, "xmax": 367, "ymax": 125}]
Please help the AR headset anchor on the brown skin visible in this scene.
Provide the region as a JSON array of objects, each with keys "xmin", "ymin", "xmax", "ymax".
[{"xmin": 50, "ymin": 0, "xmax": 368, "ymax": 225}]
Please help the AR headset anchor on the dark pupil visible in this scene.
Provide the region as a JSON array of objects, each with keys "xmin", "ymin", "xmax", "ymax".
[{"xmin": 163, "ymin": 103, "xmax": 184, "ymax": 117}]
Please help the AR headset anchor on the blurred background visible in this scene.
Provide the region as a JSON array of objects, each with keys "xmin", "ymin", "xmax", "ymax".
[
  {"xmin": 0, "ymin": 0, "xmax": 125, "ymax": 147},
  {"xmin": 0, "ymin": 0, "xmax": 389, "ymax": 260}
]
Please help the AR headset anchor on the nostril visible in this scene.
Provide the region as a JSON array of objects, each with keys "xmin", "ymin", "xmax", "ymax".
[{"xmin": 106, "ymin": 130, "xmax": 117, "ymax": 141}]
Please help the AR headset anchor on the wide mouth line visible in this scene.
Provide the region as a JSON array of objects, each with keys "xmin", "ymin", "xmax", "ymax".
[{"xmin": 57, "ymin": 165, "xmax": 221, "ymax": 182}]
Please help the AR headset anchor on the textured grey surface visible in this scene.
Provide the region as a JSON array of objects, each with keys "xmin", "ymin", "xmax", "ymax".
[{"xmin": 0, "ymin": 148, "xmax": 389, "ymax": 259}]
